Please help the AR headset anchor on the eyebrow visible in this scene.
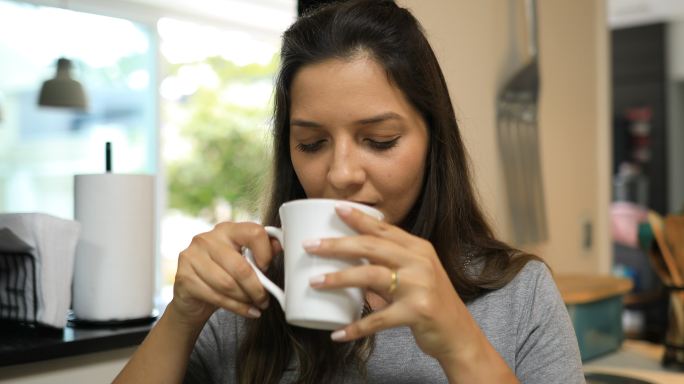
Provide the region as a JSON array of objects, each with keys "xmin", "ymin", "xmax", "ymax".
[{"xmin": 290, "ymin": 112, "xmax": 403, "ymax": 128}]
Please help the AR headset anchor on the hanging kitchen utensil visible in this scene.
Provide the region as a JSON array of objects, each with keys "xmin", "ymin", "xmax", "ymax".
[{"xmin": 496, "ymin": 0, "xmax": 547, "ymax": 245}]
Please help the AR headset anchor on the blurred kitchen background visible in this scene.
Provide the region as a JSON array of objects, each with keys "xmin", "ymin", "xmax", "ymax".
[
  {"xmin": 0, "ymin": 0, "xmax": 293, "ymax": 304},
  {"xmin": 0, "ymin": 0, "xmax": 683, "ymax": 382}
]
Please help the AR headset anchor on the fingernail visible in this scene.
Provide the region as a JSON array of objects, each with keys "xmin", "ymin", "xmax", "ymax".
[
  {"xmin": 302, "ymin": 238, "xmax": 321, "ymax": 249},
  {"xmin": 247, "ymin": 307, "xmax": 262, "ymax": 318},
  {"xmin": 331, "ymin": 329, "xmax": 347, "ymax": 341},
  {"xmin": 309, "ymin": 274, "xmax": 325, "ymax": 286},
  {"xmin": 258, "ymin": 299, "xmax": 269, "ymax": 310},
  {"xmin": 335, "ymin": 203, "xmax": 353, "ymax": 216}
]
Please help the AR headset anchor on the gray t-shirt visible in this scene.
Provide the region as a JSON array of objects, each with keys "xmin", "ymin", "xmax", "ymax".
[{"xmin": 184, "ymin": 260, "xmax": 585, "ymax": 383}]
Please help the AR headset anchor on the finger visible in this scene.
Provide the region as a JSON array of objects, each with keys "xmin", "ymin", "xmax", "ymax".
[
  {"xmin": 216, "ymin": 221, "xmax": 274, "ymax": 271},
  {"xmin": 190, "ymin": 251, "xmax": 252, "ymax": 303},
  {"xmin": 183, "ymin": 270, "xmax": 262, "ymax": 319},
  {"xmin": 191, "ymin": 233, "xmax": 270, "ymax": 308},
  {"xmin": 303, "ymin": 235, "xmax": 408, "ymax": 267},
  {"xmin": 335, "ymin": 204, "xmax": 411, "ymax": 246},
  {"xmin": 207, "ymin": 223, "xmax": 273, "ymax": 307},
  {"xmin": 215, "ymin": 251, "xmax": 271, "ymax": 309},
  {"xmin": 310, "ymin": 264, "xmax": 396, "ymax": 301},
  {"xmin": 330, "ymin": 304, "xmax": 408, "ymax": 342}
]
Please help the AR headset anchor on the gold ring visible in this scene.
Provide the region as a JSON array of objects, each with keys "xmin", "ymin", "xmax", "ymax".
[{"xmin": 388, "ymin": 270, "xmax": 398, "ymax": 295}]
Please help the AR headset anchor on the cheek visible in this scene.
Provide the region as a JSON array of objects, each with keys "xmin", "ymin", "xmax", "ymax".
[
  {"xmin": 389, "ymin": 151, "xmax": 426, "ymax": 191},
  {"xmin": 292, "ymin": 155, "xmax": 323, "ymax": 195},
  {"xmin": 371, "ymin": 166, "xmax": 423, "ymax": 222},
  {"xmin": 392, "ymin": 177, "xmax": 422, "ymax": 205}
]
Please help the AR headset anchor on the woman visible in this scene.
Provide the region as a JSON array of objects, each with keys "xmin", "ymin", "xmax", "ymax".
[{"xmin": 115, "ymin": 1, "xmax": 584, "ymax": 383}]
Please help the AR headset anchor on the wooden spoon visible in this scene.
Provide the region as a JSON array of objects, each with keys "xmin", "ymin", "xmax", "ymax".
[
  {"xmin": 648, "ymin": 211, "xmax": 683, "ymax": 286},
  {"xmin": 664, "ymin": 215, "xmax": 684, "ymax": 281}
]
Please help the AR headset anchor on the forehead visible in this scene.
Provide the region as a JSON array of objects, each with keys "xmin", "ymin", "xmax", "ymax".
[{"xmin": 289, "ymin": 56, "xmax": 415, "ymax": 122}]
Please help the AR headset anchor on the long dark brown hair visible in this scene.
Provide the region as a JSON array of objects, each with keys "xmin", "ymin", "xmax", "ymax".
[{"xmin": 237, "ymin": 1, "xmax": 539, "ymax": 383}]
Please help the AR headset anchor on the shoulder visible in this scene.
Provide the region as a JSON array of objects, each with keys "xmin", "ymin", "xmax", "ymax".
[
  {"xmin": 510, "ymin": 259, "xmax": 552, "ymax": 286},
  {"xmin": 508, "ymin": 259, "xmax": 556, "ymax": 298},
  {"xmin": 467, "ymin": 260, "xmax": 584, "ymax": 383},
  {"xmin": 468, "ymin": 259, "xmax": 555, "ymax": 313},
  {"xmin": 465, "ymin": 260, "xmax": 562, "ymax": 361},
  {"xmin": 469, "ymin": 259, "xmax": 569, "ymax": 335}
]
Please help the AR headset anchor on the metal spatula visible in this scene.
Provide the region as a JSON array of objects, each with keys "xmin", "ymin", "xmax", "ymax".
[{"xmin": 496, "ymin": 0, "xmax": 547, "ymax": 245}]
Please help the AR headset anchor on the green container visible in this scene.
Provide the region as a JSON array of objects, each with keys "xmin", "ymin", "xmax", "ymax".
[{"xmin": 566, "ymin": 295, "xmax": 624, "ymax": 362}]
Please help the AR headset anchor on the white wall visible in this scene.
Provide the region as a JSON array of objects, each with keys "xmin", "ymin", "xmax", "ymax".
[{"xmin": 399, "ymin": 0, "xmax": 611, "ymax": 274}]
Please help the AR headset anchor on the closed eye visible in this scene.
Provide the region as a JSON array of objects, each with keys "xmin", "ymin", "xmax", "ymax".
[
  {"xmin": 295, "ymin": 140, "xmax": 326, "ymax": 153},
  {"xmin": 366, "ymin": 136, "xmax": 400, "ymax": 151}
]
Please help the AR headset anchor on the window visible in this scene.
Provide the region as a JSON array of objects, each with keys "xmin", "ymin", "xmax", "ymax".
[
  {"xmin": 158, "ymin": 16, "xmax": 290, "ymax": 300},
  {"xmin": 1, "ymin": 0, "xmax": 296, "ymax": 303},
  {"xmin": 0, "ymin": 0, "xmax": 156, "ymax": 220}
]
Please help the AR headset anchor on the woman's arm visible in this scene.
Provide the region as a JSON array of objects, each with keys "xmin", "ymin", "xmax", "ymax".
[
  {"xmin": 112, "ymin": 302, "xmax": 204, "ymax": 384},
  {"xmin": 436, "ymin": 323, "xmax": 519, "ymax": 384},
  {"xmin": 113, "ymin": 222, "xmax": 276, "ymax": 383}
]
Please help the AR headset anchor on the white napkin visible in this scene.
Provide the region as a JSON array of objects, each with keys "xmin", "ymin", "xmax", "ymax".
[{"xmin": 0, "ymin": 213, "xmax": 80, "ymax": 328}]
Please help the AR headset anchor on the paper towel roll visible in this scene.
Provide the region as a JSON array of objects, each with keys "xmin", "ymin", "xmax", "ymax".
[{"xmin": 73, "ymin": 174, "xmax": 155, "ymax": 321}]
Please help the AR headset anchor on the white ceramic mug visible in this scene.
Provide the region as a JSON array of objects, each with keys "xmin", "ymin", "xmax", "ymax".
[{"xmin": 243, "ymin": 199, "xmax": 383, "ymax": 330}]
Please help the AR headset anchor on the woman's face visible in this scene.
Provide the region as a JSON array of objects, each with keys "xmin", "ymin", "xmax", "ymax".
[{"xmin": 289, "ymin": 56, "xmax": 429, "ymax": 225}]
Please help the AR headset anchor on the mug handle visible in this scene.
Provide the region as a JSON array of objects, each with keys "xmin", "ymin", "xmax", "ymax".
[{"xmin": 242, "ymin": 226, "xmax": 286, "ymax": 310}]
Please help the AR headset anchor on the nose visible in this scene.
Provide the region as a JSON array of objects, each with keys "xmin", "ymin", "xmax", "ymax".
[{"xmin": 326, "ymin": 139, "xmax": 366, "ymax": 193}]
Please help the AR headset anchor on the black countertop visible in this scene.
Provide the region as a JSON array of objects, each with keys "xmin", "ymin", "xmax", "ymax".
[{"xmin": 0, "ymin": 318, "xmax": 154, "ymax": 366}]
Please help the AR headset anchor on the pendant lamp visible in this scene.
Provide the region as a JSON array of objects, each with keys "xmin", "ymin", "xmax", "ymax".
[{"xmin": 38, "ymin": 57, "xmax": 88, "ymax": 110}]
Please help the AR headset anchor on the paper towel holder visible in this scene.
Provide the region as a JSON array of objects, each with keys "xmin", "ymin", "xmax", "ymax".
[
  {"xmin": 72, "ymin": 166, "xmax": 157, "ymax": 327},
  {"xmin": 106, "ymin": 141, "xmax": 112, "ymax": 172}
]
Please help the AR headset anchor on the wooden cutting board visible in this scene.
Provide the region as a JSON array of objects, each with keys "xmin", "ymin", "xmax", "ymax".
[{"xmin": 555, "ymin": 275, "xmax": 633, "ymax": 305}]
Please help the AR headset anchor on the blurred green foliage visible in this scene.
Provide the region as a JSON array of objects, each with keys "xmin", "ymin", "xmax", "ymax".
[{"xmin": 165, "ymin": 55, "xmax": 277, "ymax": 221}]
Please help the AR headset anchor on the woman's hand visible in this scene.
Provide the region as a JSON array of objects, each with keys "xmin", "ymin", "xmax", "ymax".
[
  {"xmin": 170, "ymin": 222, "xmax": 276, "ymax": 329},
  {"xmin": 304, "ymin": 204, "xmax": 475, "ymax": 361}
]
